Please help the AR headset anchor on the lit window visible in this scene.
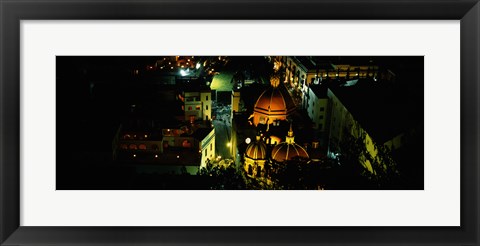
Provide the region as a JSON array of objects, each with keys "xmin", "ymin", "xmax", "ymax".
[
  {"xmin": 182, "ymin": 140, "xmax": 192, "ymax": 148},
  {"xmin": 120, "ymin": 144, "xmax": 128, "ymax": 150},
  {"xmin": 259, "ymin": 116, "xmax": 266, "ymax": 124},
  {"xmin": 188, "ymin": 106, "xmax": 192, "ymax": 111},
  {"xmin": 196, "ymin": 106, "xmax": 201, "ymax": 110},
  {"xmin": 129, "ymin": 144, "xmax": 137, "ymax": 150},
  {"xmin": 138, "ymin": 144, "xmax": 147, "ymax": 150}
]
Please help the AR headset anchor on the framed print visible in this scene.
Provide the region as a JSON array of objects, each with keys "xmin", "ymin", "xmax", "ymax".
[{"xmin": 1, "ymin": 0, "xmax": 479, "ymax": 245}]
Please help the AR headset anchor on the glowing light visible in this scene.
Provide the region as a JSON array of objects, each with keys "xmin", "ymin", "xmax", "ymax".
[
  {"xmin": 180, "ymin": 70, "xmax": 187, "ymax": 76},
  {"xmin": 177, "ymin": 155, "xmax": 180, "ymax": 159},
  {"xmin": 155, "ymin": 155, "xmax": 158, "ymax": 158},
  {"xmin": 133, "ymin": 154, "xmax": 136, "ymax": 157},
  {"xmin": 227, "ymin": 142, "xmax": 231, "ymax": 147},
  {"xmin": 144, "ymin": 134, "xmax": 148, "ymax": 138},
  {"xmin": 245, "ymin": 138, "xmax": 251, "ymax": 144}
]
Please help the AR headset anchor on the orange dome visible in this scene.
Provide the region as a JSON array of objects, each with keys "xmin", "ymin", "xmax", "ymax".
[
  {"xmin": 252, "ymin": 84, "xmax": 296, "ymax": 126},
  {"xmin": 271, "ymin": 123, "xmax": 309, "ymax": 162},
  {"xmin": 271, "ymin": 142, "xmax": 309, "ymax": 162},
  {"xmin": 245, "ymin": 137, "xmax": 267, "ymax": 160},
  {"xmin": 254, "ymin": 85, "xmax": 296, "ymax": 115}
]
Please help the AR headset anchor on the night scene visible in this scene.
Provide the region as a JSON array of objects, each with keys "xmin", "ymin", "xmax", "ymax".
[{"xmin": 56, "ymin": 56, "xmax": 424, "ymax": 190}]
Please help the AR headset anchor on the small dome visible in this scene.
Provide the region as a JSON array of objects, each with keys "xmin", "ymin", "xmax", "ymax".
[
  {"xmin": 271, "ymin": 123, "xmax": 309, "ymax": 162},
  {"xmin": 245, "ymin": 137, "xmax": 267, "ymax": 160},
  {"xmin": 271, "ymin": 142, "xmax": 309, "ymax": 162}
]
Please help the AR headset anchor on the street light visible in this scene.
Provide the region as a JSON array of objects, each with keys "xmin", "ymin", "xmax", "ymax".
[{"xmin": 227, "ymin": 142, "xmax": 231, "ymax": 147}]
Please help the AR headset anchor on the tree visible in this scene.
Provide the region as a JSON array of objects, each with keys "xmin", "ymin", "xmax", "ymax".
[
  {"xmin": 269, "ymin": 157, "xmax": 324, "ymax": 190},
  {"xmin": 336, "ymin": 133, "xmax": 399, "ymax": 189},
  {"xmin": 198, "ymin": 160, "xmax": 246, "ymax": 190}
]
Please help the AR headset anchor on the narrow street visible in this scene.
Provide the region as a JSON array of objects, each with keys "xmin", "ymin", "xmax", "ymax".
[{"xmin": 212, "ymin": 104, "xmax": 232, "ymax": 161}]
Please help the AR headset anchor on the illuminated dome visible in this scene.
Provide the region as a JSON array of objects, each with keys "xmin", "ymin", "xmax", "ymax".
[
  {"xmin": 271, "ymin": 125, "xmax": 309, "ymax": 162},
  {"xmin": 252, "ymin": 75, "xmax": 296, "ymax": 126},
  {"xmin": 245, "ymin": 136, "xmax": 267, "ymax": 160}
]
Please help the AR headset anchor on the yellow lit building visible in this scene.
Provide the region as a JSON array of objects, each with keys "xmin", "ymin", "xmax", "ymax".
[
  {"xmin": 326, "ymin": 87, "xmax": 405, "ymax": 174},
  {"xmin": 181, "ymin": 88, "xmax": 212, "ymax": 122},
  {"xmin": 244, "ymin": 135, "xmax": 268, "ymax": 177}
]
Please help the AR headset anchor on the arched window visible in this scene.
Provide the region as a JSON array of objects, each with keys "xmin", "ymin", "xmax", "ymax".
[
  {"xmin": 123, "ymin": 134, "xmax": 132, "ymax": 140},
  {"xmin": 129, "ymin": 144, "xmax": 137, "ymax": 150},
  {"xmin": 120, "ymin": 144, "xmax": 128, "ymax": 150},
  {"xmin": 138, "ymin": 144, "xmax": 147, "ymax": 150},
  {"xmin": 264, "ymin": 164, "xmax": 271, "ymax": 178},
  {"xmin": 256, "ymin": 166, "xmax": 262, "ymax": 177}
]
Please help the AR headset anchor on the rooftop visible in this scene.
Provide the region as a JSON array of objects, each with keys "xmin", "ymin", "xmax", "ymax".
[
  {"xmin": 191, "ymin": 127, "xmax": 214, "ymax": 141},
  {"xmin": 309, "ymin": 83, "xmax": 328, "ymax": 98},
  {"xmin": 330, "ymin": 79, "xmax": 423, "ymax": 144}
]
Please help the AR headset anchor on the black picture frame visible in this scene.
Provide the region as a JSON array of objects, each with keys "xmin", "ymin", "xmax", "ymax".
[{"xmin": 1, "ymin": 0, "xmax": 478, "ymax": 245}]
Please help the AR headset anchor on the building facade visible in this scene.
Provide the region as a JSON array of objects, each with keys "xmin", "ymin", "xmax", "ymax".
[
  {"xmin": 182, "ymin": 89, "xmax": 212, "ymax": 122},
  {"xmin": 113, "ymin": 120, "xmax": 215, "ymax": 174},
  {"xmin": 326, "ymin": 88, "xmax": 401, "ymax": 175}
]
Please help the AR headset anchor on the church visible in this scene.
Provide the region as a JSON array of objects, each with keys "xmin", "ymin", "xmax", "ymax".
[{"xmin": 231, "ymin": 73, "xmax": 318, "ymax": 183}]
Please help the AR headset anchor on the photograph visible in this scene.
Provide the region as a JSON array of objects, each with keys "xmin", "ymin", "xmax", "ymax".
[
  {"xmin": 2, "ymin": 0, "xmax": 477, "ymax": 244},
  {"xmin": 56, "ymin": 56, "xmax": 424, "ymax": 190}
]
